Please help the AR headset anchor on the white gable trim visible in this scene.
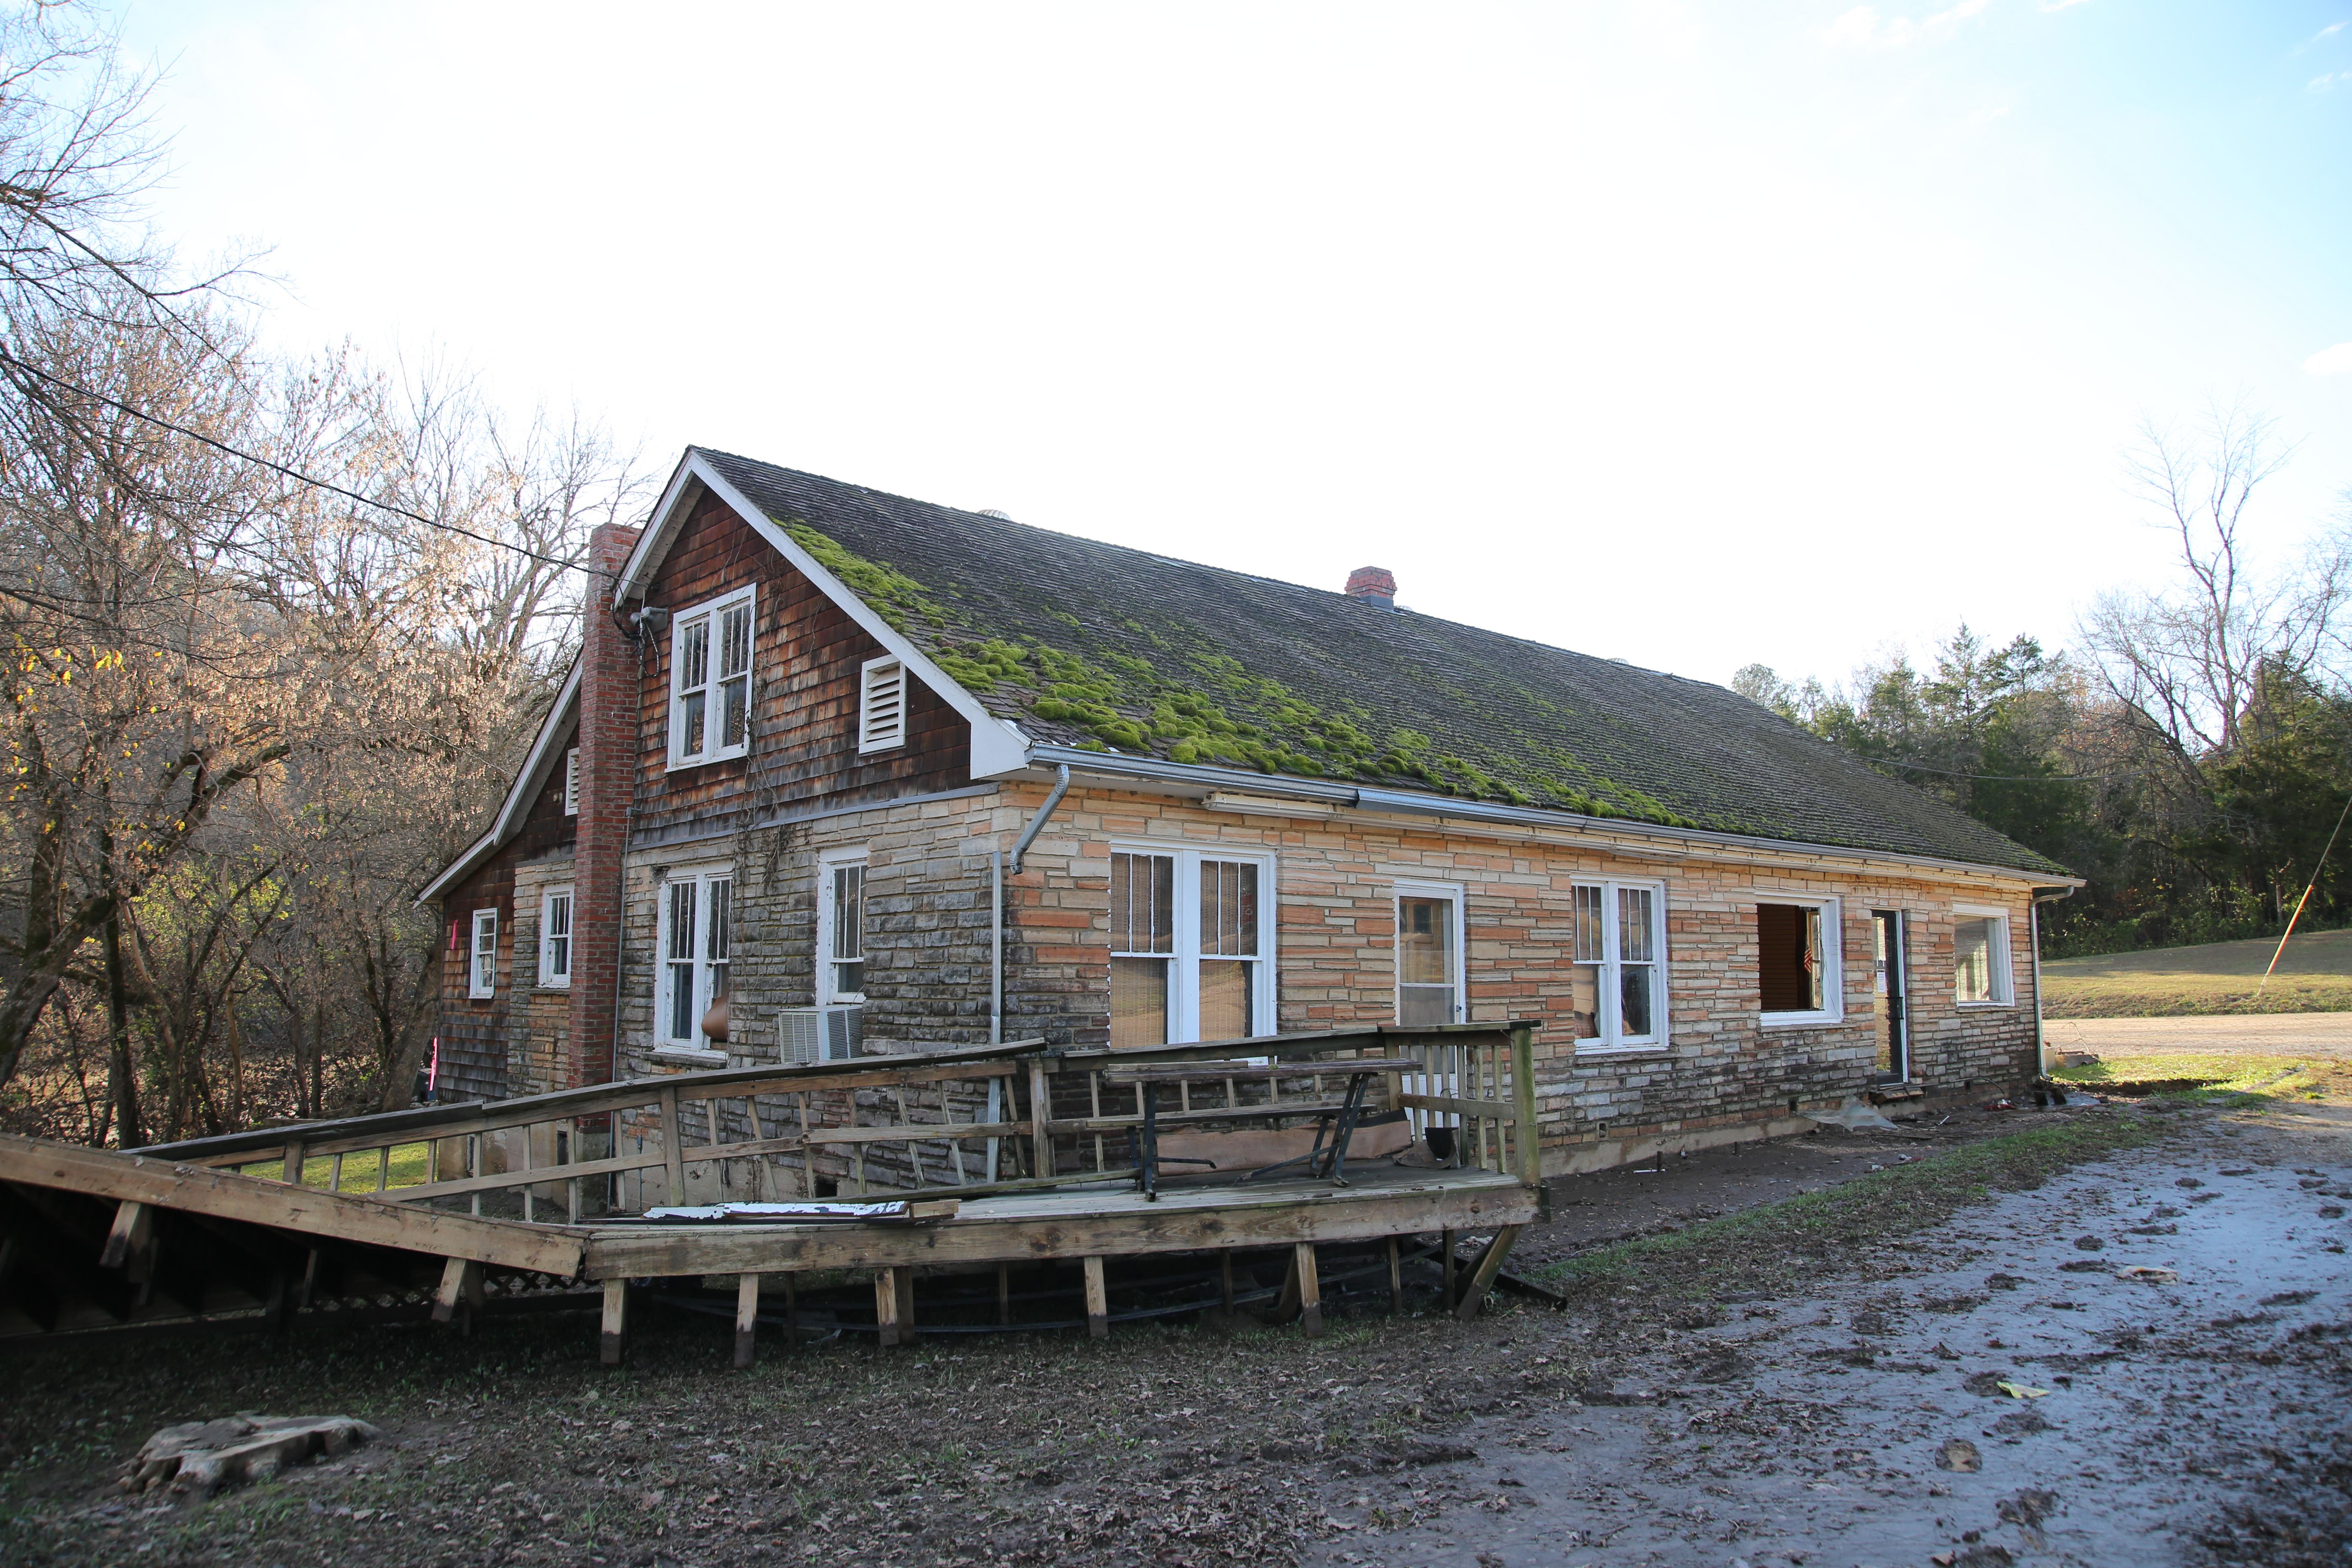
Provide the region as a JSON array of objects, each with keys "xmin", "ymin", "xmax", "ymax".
[
  {"xmin": 416, "ymin": 661, "xmax": 582, "ymax": 904},
  {"xmin": 615, "ymin": 450, "xmax": 1029, "ymax": 778}
]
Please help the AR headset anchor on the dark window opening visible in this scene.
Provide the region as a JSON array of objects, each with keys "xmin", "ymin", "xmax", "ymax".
[{"xmin": 1758, "ymin": 903, "xmax": 1824, "ymax": 1012}]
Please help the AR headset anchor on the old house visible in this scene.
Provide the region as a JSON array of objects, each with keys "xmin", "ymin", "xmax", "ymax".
[{"xmin": 419, "ymin": 447, "xmax": 2077, "ymax": 1177}]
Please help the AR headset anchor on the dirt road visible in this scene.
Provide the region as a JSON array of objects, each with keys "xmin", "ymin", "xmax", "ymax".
[
  {"xmin": 1305, "ymin": 1115, "xmax": 2352, "ymax": 1567},
  {"xmin": 2045, "ymin": 1013, "xmax": 2352, "ymax": 1060}
]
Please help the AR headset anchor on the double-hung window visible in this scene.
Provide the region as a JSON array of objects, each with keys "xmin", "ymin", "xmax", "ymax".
[
  {"xmin": 1758, "ymin": 896, "xmax": 1843, "ymax": 1026},
  {"xmin": 1569, "ymin": 879, "xmax": 1667, "ymax": 1050},
  {"xmin": 658, "ymin": 868, "xmax": 733, "ymax": 1051},
  {"xmin": 469, "ymin": 908, "xmax": 498, "ymax": 999},
  {"xmin": 668, "ymin": 589, "xmax": 754, "ymax": 768},
  {"xmin": 818, "ymin": 851, "xmax": 868, "ymax": 1004},
  {"xmin": 539, "ymin": 887, "xmax": 573, "ymax": 989},
  {"xmin": 1109, "ymin": 846, "xmax": 1273, "ymax": 1047},
  {"xmin": 1952, "ymin": 905, "xmax": 2014, "ymax": 1005}
]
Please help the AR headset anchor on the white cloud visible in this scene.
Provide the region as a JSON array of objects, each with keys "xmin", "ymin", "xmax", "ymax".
[
  {"xmin": 2306, "ymin": 343, "xmax": 2352, "ymax": 376},
  {"xmin": 2040, "ymin": 0, "xmax": 2094, "ymax": 10},
  {"xmin": 1824, "ymin": 0, "xmax": 1991, "ymax": 49},
  {"xmin": 2315, "ymin": 20, "xmax": 2347, "ymax": 40},
  {"xmin": 2312, "ymin": 70, "xmax": 2352, "ymax": 90}
]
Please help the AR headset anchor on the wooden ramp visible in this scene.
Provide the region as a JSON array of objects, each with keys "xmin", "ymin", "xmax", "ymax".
[{"xmin": 1, "ymin": 1024, "xmax": 1544, "ymax": 1357}]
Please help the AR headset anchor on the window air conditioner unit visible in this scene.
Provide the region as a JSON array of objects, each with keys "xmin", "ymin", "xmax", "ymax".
[{"xmin": 778, "ymin": 1004, "xmax": 863, "ymax": 1064}]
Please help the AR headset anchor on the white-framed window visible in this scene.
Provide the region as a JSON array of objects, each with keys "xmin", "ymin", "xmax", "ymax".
[
  {"xmin": 562, "ymin": 747, "xmax": 579, "ymax": 815},
  {"xmin": 1393, "ymin": 879, "xmax": 1467, "ymax": 1026},
  {"xmin": 667, "ymin": 588, "xmax": 755, "ymax": 769},
  {"xmin": 817, "ymin": 850, "xmax": 868, "ymax": 1004},
  {"xmin": 858, "ymin": 657, "xmax": 906, "ymax": 753},
  {"xmin": 1952, "ymin": 904, "xmax": 2015, "ymax": 1005},
  {"xmin": 658, "ymin": 867, "xmax": 734, "ymax": 1050},
  {"xmin": 539, "ymin": 886, "xmax": 573, "ymax": 989},
  {"xmin": 469, "ymin": 908, "xmax": 498, "ymax": 1000},
  {"xmin": 1758, "ymin": 895, "xmax": 1843, "ymax": 1026},
  {"xmin": 1109, "ymin": 844, "xmax": 1275, "ymax": 1047},
  {"xmin": 1570, "ymin": 879, "xmax": 1668, "ymax": 1051}
]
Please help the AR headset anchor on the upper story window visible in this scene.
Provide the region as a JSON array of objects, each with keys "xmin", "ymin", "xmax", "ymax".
[
  {"xmin": 1953, "ymin": 906, "xmax": 2014, "ymax": 1005},
  {"xmin": 1570, "ymin": 879, "xmax": 1667, "ymax": 1050},
  {"xmin": 1109, "ymin": 846, "xmax": 1274, "ymax": 1047},
  {"xmin": 818, "ymin": 851, "xmax": 868, "ymax": 1004},
  {"xmin": 469, "ymin": 908, "xmax": 498, "ymax": 999},
  {"xmin": 668, "ymin": 589, "xmax": 754, "ymax": 769},
  {"xmin": 1758, "ymin": 897, "xmax": 1843, "ymax": 1026}
]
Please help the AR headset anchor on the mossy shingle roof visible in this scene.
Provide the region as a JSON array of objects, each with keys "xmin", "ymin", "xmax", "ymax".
[{"xmin": 699, "ymin": 448, "xmax": 2068, "ymax": 876}]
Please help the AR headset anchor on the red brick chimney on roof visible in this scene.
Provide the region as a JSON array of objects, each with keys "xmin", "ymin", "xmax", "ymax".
[
  {"xmin": 1344, "ymin": 566, "xmax": 1396, "ymax": 609},
  {"xmin": 564, "ymin": 520, "xmax": 642, "ymax": 1090}
]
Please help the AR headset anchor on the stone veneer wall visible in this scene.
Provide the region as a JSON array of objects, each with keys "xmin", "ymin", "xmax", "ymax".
[{"xmin": 604, "ymin": 781, "xmax": 2045, "ymax": 1181}]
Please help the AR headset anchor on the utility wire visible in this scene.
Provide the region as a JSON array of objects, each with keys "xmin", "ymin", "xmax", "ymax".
[
  {"xmin": 1865, "ymin": 756, "xmax": 2140, "ymax": 784},
  {"xmin": 0, "ymin": 346, "xmax": 609, "ymax": 580}
]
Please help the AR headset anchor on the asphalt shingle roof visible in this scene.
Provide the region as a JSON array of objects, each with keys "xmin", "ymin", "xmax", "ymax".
[{"xmin": 698, "ymin": 448, "xmax": 2068, "ymax": 876}]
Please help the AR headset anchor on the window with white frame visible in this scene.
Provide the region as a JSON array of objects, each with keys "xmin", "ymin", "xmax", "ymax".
[
  {"xmin": 858, "ymin": 657, "xmax": 906, "ymax": 753},
  {"xmin": 668, "ymin": 590, "xmax": 754, "ymax": 768},
  {"xmin": 1953, "ymin": 906, "xmax": 2014, "ymax": 1004},
  {"xmin": 469, "ymin": 908, "xmax": 498, "ymax": 999},
  {"xmin": 658, "ymin": 868, "xmax": 733, "ymax": 1049},
  {"xmin": 1394, "ymin": 881, "xmax": 1466, "ymax": 1026},
  {"xmin": 818, "ymin": 851, "xmax": 868, "ymax": 1004},
  {"xmin": 1109, "ymin": 846, "xmax": 1273, "ymax": 1047},
  {"xmin": 1569, "ymin": 879, "xmax": 1667, "ymax": 1049},
  {"xmin": 539, "ymin": 887, "xmax": 573, "ymax": 989},
  {"xmin": 562, "ymin": 748, "xmax": 579, "ymax": 815},
  {"xmin": 1758, "ymin": 896, "xmax": 1842, "ymax": 1025}
]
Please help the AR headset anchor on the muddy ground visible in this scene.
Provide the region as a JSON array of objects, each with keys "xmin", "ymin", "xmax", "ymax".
[{"xmin": 1, "ymin": 1084, "xmax": 2345, "ymax": 1568}]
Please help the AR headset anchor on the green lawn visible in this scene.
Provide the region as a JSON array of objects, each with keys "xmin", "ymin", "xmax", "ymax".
[
  {"xmin": 2041, "ymin": 927, "xmax": 2352, "ymax": 1017},
  {"xmin": 233, "ymin": 1142, "xmax": 434, "ymax": 1190},
  {"xmin": 2048, "ymin": 1051, "xmax": 2340, "ymax": 1106}
]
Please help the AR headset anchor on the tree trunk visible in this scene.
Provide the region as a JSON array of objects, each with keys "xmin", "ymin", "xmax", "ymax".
[{"xmin": 102, "ymin": 905, "xmax": 142, "ymax": 1150}]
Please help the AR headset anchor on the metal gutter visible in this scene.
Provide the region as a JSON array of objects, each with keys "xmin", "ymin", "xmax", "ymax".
[{"xmin": 1023, "ymin": 743, "xmax": 2085, "ymax": 890}]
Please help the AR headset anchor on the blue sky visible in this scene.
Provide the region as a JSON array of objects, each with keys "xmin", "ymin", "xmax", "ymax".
[{"xmin": 116, "ymin": 1, "xmax": 2352, "ymax": 690}]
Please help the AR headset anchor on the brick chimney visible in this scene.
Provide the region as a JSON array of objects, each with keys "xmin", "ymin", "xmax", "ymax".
[
  {"xmin": 564, "ymin": 521, "xmax": 643, "ymax": 1090},
  {"xmin": 1344, "ymin": 566, "xmax": 1396, "ymax": 610}
]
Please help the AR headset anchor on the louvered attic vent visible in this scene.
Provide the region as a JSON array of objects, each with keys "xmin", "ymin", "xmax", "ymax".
[{"xmin": 858, "ymin": 657, "xmax": 906, "ymax": 753}]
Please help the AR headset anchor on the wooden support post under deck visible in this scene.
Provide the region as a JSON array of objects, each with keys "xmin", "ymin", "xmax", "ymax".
[
  {"xmin": 997, "ymin": 1263, "xmax": 1011, "ymax": 1326},
  {"xmin": 1452, "ymin": 1225, "xmax": 1525, "ymax": 1321},
  {"xmin": 734, "ymin": 1274, "xmax": 760, "ymax": 1369},
  {"xmin": 600, "ymin": 1279, "xmax": 629, "ymax": 1366},
  {"xmin": 1082, "ymin": 1255, "xmax": 1108, "ymax": 1339},
  {"xmin": 1220, "ymin": 1251, "xmax": 1234, "ymax": 1313},
  {"xmin": 874, "ymin": 1267, "xmax": 904, "ymax": 1348},
  {"xmin": 99, "ymin": 1200, "xmax": 151, "ymax": 1273},
  {"xmin": 1387, "ymin": 1236, "xmax": 1403, "ymax": 1315},
  {"xmin": 1294, "ymin": 1242, "xmax": 1323, "ymax": 1338},
  {"xmin": 432, "ymin": 1257, "xmax": 484, "ymax": 1332},
  {"xmin": 1442, "ymin": 1227, "xmax": 1458, "ymax": 1311},
  {"xmin": 784, "ymin": 1275, "xmax": 799, "ymax": 1348}
]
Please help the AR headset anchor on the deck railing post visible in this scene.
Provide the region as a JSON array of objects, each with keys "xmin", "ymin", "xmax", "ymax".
[{"xmin": 1508, "ymin": 1020, "xmax": 1540, "ymax": 1187}]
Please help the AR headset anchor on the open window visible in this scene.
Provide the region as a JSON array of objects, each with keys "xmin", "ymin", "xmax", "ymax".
[
  {"xmin": 1952, "ymin": 905, "xmax": 2014, "ymax": 1005},
  {"xmin": 1109, "ymin": 846, "xmax": 1274, "ymax": 1046},
  {"xmin": 1570, "ymin": 879, "xmax": 1667, "ymax": 1051},
  {"xmin": 1758, "ymin": 897, "xmax": 1841, "ymax": 1026},
  {"xmin": 469, "ymin": 908, "xmax": 498, "ymax": 1000},
  {"xmin": 658, "ymin": 867, "xmax": 733, "ymax": 1055},
  {"xmin": 668, "ymin": 589, "xmax": 754, "ymax": 769}
]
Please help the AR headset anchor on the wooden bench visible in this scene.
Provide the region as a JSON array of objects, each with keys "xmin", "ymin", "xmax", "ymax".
[{"xmin": 1096, "ymin": 1058, "xmax": 1424, "ymax": 1200}]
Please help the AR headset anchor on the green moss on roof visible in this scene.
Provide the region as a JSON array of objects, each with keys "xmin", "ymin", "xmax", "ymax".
[{"xmin": 725, "ymin": 456, "xmax": 2068, "ymax": 875}]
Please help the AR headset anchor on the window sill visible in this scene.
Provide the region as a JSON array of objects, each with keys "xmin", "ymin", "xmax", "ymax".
[
  {"xmin": 533, "ymin": 983, "xmax": 570, "ymax": 995},
  {"xmin": 1954, "ymin": 1000, "xmax": 2016, "ymax": 1010},
  {"xmin": 467, "ymin": 992, "xmax": 496, "ymax": 1004},
  {"xmin": 1571, "ymin": 1041, "xmax": 1673, "ymax": 1060},
  {"xmin": 1760, "ymin": 1012, "xmax": 1846, "ymax": 1030},
  {"xmin": 665, "ymin": 749, "xmax": 749, "ymax": 773},
  {"xmin": 649, "ymin": 1046, "xmax": 727, "ymax": 1068}
]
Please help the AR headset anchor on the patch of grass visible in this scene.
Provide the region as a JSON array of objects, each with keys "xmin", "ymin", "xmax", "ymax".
[
  {"xmin": 2049, "ymin": 1052, "xmax": 2350, "ymax": 1109},
  {"xmin": 234, "ymin": 1142, "xmax": 432, "ymax": 1189},
  {"xmin": 2041, "ymin": 928, "xmax": 2352, "ymax": 1018},
  {"xmin": 1529, "ymin": 1111, "xmax": 2168, "ymax": 1304}
]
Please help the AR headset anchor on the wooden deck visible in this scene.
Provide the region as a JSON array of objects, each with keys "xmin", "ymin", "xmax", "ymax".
[{"xmin": 1, "ymin": 1025, "xmax": 1544, "ymax": 1357}]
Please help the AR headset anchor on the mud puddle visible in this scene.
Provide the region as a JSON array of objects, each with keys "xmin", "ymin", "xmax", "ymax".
[{"xmin": 1308, "ymin": 1132, "xmax": 2351, "ymax": 1566}]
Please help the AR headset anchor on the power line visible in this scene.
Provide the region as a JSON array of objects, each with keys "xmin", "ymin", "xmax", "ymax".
[
  {"xmin": 1865, "ymin": 756, "xmax": 2140, "ymax": 783},
  {"xmin": 0, "ymin": 346, "xmax": 609, "ymax": 580}
]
